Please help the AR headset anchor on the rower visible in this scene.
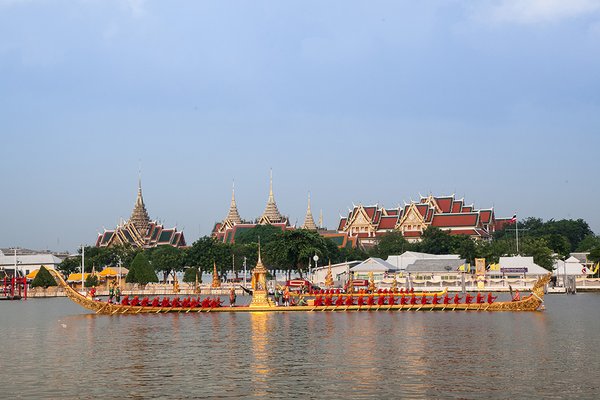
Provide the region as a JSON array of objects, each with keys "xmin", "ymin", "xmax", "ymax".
[
  {"xmin": 357, "ymin": 295, "xmax": 364, "ymax": 306},
  {"xmin": 335, "ymin": 296, "xmax": 344, "ymax": 306},
  {"xmin": 161, "ymin": 297, "xmax": 171, "ymax": 307},
  {"xmin": 367, "ymin": 296, "xmax": 375, "ymax": 306},
  {"xmin": 476, "ymin": 293, "xmax": 485, "ymax": 304},
  {"xmin": 443, "ymin": 294, "xmax": 451, "ymax": 305},
  {"xmin": 400, "ymin": 295, "xmax": 408, "ymax": 305},
  {"xmin": 409, "ymin": 294, "xmax": 417, "ymax": 305},
  {"xmin": 345, "ymin": 295, "xmax": 354, "ymax": 306},
  {"xmin": 130, "ymin": 296, "xmax": 140, "ymax": 306},
  {"xmin": 388, "ymin": 294, "xmax": 395, "ymax": 305},
  {"xmin": 121, "ymin": 295, "xmax": 130, "ymax": 306},
  {"xmin": 420, "ymin": 294, "xmax": 429, "ymax": 305},
  {"xmin": 151, "ymin": 297, "xmax": 160, "ymax": 307},
  {"xmin": 453, "ymin": 294, "xmax": 462, "ymax": 304},
  {"xmin": 487, "ymin": 293, "xmax": 497, "ymax": 304},
  {"xmin": 465, "ymin": 294, "xmax": 474, "ymax": 304},
  {"xmin": 377, "ymin": 295, "xmax": 386, "ymax": 306},
  {"xmin": 140, "ymin": 297, "xmax": 150, "ymax": 307},
  {"xmin": 432, "ymin": 293, "xmax": 440, "ymax": 305}
]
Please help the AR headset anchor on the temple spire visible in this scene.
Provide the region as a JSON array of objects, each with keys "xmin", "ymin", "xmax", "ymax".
[
  {"xmin": 224, "ymin": 180, "xmax": 242, "ymax": 225},
  {"xmin": 259, "ymin": 169, "xmax": 284, "ymax": 224},
  {"xmin": 130, "ymin": 175, "xmax": 150, "ymax": 233},
  {"xmin": 301, "ymin": 192, "xmax": 317, "ymax": 230}
]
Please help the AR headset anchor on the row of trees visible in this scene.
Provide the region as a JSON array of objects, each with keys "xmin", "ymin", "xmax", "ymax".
[{"xmin": 57, "ymin": 217, "xmax": 599, "ymax": 282}]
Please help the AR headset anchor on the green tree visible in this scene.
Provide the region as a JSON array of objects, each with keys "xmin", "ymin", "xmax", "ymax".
[
  {"xmin": 589, "ymin": 246, "xmax": 600, "ymax": 264},
  {"xmin": 30, "ymin": 266, "xmax": 57, "ymax": 288},
  {"xmin": 418, "ymin": 227, "xmax": 454, "ymax": 254},
  {"xmin": 126, "ymin": 252, "xmax": 158, "ymax": 286},
  {"xmin": 185, "ymin": 236, "xmax": 232, "ymax": 278},
  {"xmin": 85, "ymin": 274, "xmax": 99, "ymax": 288},
  {"xmin": 520, "ymin": 237, "xmax": 554, "ymax": 270},
  {"xmin": 576, "ymin": 235, "xmax": 600, "ymax": 252},
  {"xmin": 235, "ymin": 224, "xmax": 283, "ymax": 245},
  {"xmin": 371, "ymin": 231, "xmax": 410, "ymax": 259},
  {"xmin": 57, "ymin": 256, "xmax": 81, "ymax": 277},
  {"xmin": 183, "ymin": 267, "xmax": 201, "ymax": 283},
  {"xmin": 450, "ymin": 235, "xmax": 478, "ymax": 264},
  {"xmin": 149, "ymin": 245, "xmax": 185, "ymax": 283},
  {"xmin": 544, "ymin": 234, "xmax": 571, "ymax": 258}
]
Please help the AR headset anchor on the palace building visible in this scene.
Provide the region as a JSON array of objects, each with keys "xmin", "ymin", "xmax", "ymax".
[
  {"xmin": 338, "ymin": 194, "xmax": 513, "ymax": 246},
  {"xmin": 96, "ymin": 180, "xmax": 186, "ymax": 249}
]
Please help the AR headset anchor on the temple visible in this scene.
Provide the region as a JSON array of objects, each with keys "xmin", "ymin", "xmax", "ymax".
[
  {"xmin": 338, "ymin": 194, "xmax": 512, "ymax": 246},
  {"xmin": 96, "ymin": 179, "xmax": 186, "ymax": 249},
  {"xmin": 301, "ymin": 193, "xmax": 317, "ymax": 230}
]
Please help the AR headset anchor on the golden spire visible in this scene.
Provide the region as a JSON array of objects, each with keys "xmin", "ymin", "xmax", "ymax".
[
  {"xmin": 129, "ymin": 175, "xmax": 150, "ymax": 233},
  {"xmin": 319, "ymin": 209, "xmax": 323, "ymax": 229},
  {"xmin": 212, "ymin": 261, "xmax": 221, "ymax": 288},
  {"xmin": 325, "ymin": 260, "xmax": 334, "ymax": 288},
  {"xmin": 224, "ymin": 180, "xmax": 242, "ymax": 225},
  {"xmin": 259, "ymin": 169, "xmax": 284, "ymax": 224},
  {"xmin": 301, "ymin": 192, "xmax": 317, "ymax": 230}
]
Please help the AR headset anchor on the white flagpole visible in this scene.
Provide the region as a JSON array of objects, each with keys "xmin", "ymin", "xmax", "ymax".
[
  {"xmin": 515, "ymin": 215, "xmax": 519, "ymax": 254},
  {"xmin": 81, "ymin": 245, "xmax": 85, "ymax": 291}
]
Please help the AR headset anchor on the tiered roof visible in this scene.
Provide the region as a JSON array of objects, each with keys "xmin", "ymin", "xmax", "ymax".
[
  {"xmin": 96, "ymin": 180, "xmax": 186, "ymax": 249},
  {"xmin": 259, "ymin": 170, "xmax": 286, "ymax": 224},
  {"xmin": 301, "ymin": 193, "xmax": 317, "ymax": 230},
  {"xmin": 338, "ymin": 194, "xmax": 512, "ymax": 241}
]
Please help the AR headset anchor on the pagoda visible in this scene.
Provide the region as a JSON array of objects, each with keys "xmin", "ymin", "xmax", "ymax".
[
  {"xmin": 301, "ymin": 193, "xmax": 317, "ymax": 230},
  {"xmin": 96, "ymin": 178, "xmax": 186, "ymax": 249},
  {"xmin": 249, "ymin": 244, "xmax": 273, "ymax": 307},
  {"xmin": 258, "ymin": 169, "xmax": 286, "ymax": 225}
]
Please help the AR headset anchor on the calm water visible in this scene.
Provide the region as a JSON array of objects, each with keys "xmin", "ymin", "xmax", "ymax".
[{"xmin": 1, "ymin": 294, "xmax": 600, "ymax": 399}]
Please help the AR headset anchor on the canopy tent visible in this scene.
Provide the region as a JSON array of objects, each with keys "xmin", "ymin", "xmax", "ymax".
[
  {"xmin": 553, "ymin": 256, "xmax": 587, "ymax": 276},
  {"xmin": 350, "ymin": 258, "xmax": 396, "ymax": 273},
  {"xmin": 98, "ymin": 266, "xmax": 129, "ymax": 278},
  {"xmin": 67, "ymin": 273, "xmax": 90, "ymax": 282},
  {"xmin": 26, "ymin": 269, "xmax": 39, "ymax": 279}
]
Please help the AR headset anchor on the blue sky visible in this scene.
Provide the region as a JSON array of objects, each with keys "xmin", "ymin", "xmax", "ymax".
[{"xmin": 1, "ymin": 1, "xmax": 599, "ymax": 252}]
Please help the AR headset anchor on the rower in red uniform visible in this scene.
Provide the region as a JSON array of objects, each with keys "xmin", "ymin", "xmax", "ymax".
[
  {"xmin": 388, "ymin": 294, "xmax": 395, "ymax": 305},
  {"xmin": 420, "ymin": 294, "xmax": 429, "ymax": 305},
  {"xmin": 487, "ymin": 293, "xmax": 497, "ymax": 304},
  {"xmin": 314, "ymin": 296, "xmax": 323, "ymax": 306},
  {"xmin": 182, "ymin": 297, "xmax": 190, "ymax": 307},
  {"xmin": 121, "ymin": 295, "xmax": 130, "ymax": 306},
  {"xmin": 410, "ymin": 288, "xmax": 415, "ymax": 294},
  {"xmin": 409, "ymin": 294, "xmax": 417, "ymax": 305},
  {"xmin": 465, "ymin": 294, "xmax": 474, "ymax": 304},
  {"xmin": 172, "ymin": 297, "xmax": 181, "ymax": 307},
  {"xmin": 443, "ymin": 294, "xmax": 451, "ymax": 305},
  {"xmin": 400, "ymin": 295, "xmax": 408, "ymax": 305},
  {"xmin": 190, "ymin": 298, "xmax": 199, "ymax": 308},
  {"xmin": 140, "ymin": 297, "xmax": 150, "ymax": 307},
  {"xmin": 399, "ymin": 288, "xmax": 405, "ymax": 294},
  {"xmin": 432, "ymin": 293, "xmax": 440, "ymax": 305},
  {"xmin": 201, "ymin": 297, "xmax": 211, "ymax": 308},
  {"xmin": 345, "ymin": 295, "xmax": 354, "ymax": 306},
  {"xmin": 324, "ymin": 295, "xmax": 333, "ymax": 306},
  {"xmin": 161, "ymin": 297, "xmax": 171, "ymax": 307},
  {"xmin": 151, "ymin": 297, "xmax": 160, "ymax": 307},
  {"xmin": 357, "ymin": 295, "xmax": 364, "ymax": 306},
  {"xmin": 367, "ymin": 296, "xmax": 375, "ymax": 306},
  {"xmin": 335, "ymin": 296, "xmax": 344, "ymax": 306},
  {"xmin": 377, "ymin": 295, "xmax": 386, "ymax": 306},
  {"xmin": 453, "ymin": 294, "xmax": 462, "ymax": 304},
  {"xmin": 476, "ymin": 293, "xmax": 485, "ymax": 304},
  {"xmin": 130, "ymin": 296, "xmax": 140, "ymax": 306}
]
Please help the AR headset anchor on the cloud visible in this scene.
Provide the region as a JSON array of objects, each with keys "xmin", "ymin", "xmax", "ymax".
[{"xmin": 476, "ymin": 0, "xmax": 600, "ymax": 24}]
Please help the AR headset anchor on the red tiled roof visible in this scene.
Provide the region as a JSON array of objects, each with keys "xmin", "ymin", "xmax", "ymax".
[
  {"xmin": 403, "ymin": 231, "xmax": 422, "ymax": 237},
  {"xmin": 377, "ymin": 216, "xmax": 398, "ymax": 230},
  {"xmin": 495, "ymin": 218, "xmax": 515, "ymax": 231},
  {"xmin": 386, "ymin": 209, "xmax": 399, "ymax": 216},
  {"xmin": 416, "ymin": 204, "xmax": 429, "ymax": 217},
  {"xmin": 435, "ymin": 197, "xmax": 453, "ymax": 213},
  {"xmin": 431, "ymin": 213, "xmax": 479, "ymax": 227},
  {"xmin": 449, "ymin": 228, "xmax": 490, "ymax": 238},
  {"xmin": 451, "ymin": 200, "xmax": 463, "ymax": 213},
  {"xmin": 338, "ymin": 218, "xmax": 347, "ymax": 231},
  {"xmin": 462, "ymin": 206, "xmax": 473, "ymax": 213},
  {"xmin": 364, "ymin": 206, "xmax": 376, "ymax": 219},
  {"xmin": 479, "ymin": 210, "xmax": 492, "ymax": 224},
  {"xmin": 373, "ymin": 210, "xmax": 382, "ymax": 224}
]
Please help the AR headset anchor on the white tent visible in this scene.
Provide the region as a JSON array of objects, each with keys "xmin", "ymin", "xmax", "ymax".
[
  {"xmin": 386, "ymin": 251, "xmax": 459, "ymax": 271},
  {"xmin": 350, "ymin": 258, "xmax": 396, "ymax": 273},
  {"xmin": 497, "ymin": 256, "xmax": 549, "ymax": 276},
  {"xmin": 553, "ymin": 256, "xmax": 587, "ymax": 276}
]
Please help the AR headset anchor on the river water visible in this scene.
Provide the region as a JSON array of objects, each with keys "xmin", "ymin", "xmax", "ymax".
[{"xmin": 1, "ymin": 294, "xmax": 600, "ymax": 399}]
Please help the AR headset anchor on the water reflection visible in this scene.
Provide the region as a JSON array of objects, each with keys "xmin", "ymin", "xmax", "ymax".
[{"xmin": 250, "ymin": 313, "xmax": 272, "ymax": 397}]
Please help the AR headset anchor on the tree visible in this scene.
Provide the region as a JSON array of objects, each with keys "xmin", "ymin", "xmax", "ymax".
[
  {"xmin": 576, "ymin": 235, "xmax": 600, "ymax": 252},
  {"xmin": 31, "ymin": 266, "xmax": 57, "ymax": 288},
  {"xmin": 85, "ymin": 274, "xmax": 99, "ymax": 288},
  {"xmin": 450, "ymin": 235, "xmax": 477, "ymax": 265},
  {"xmin": 57, "ymin": 256, "xmax": 81, "ymax": 277},
  {"xmin": 149, "ymin": 245, "xmax": 185, "ymax": 283},
  {"xmin": 371, "ymin": 232, "xmax": 410, "ymax": 259},
  {"xmin": 183, "ymin": 267, "xmax": 200, "ymax": 283},
  {"xmin": 186, "ymin": 236, "xmax": 234, "ymax": 278},
  {"xmin": 126, "ymin": 252, "xmax": 158, "ymax": 286},
  {"xmin": 235, "ymin": 224, "xmax": 282, "ymax": 245},
  {"xmin": 520, "ymin": 237, "xmax": 554, "ymax": 270},
  {"xmin": 544, "ymin": 234, "xmax": 571, "ymax": 258},
  {"xmin": 418, "ymin": 227, "xmax": 454, "ymax": 254},
  {"xmin": 589, "ymin": 246, "xmax": 600, "ymax": 264}
]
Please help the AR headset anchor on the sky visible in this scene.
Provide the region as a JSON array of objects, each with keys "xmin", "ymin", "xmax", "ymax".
[{"xmin": 1, "ymin": 0, "xmax": 599, "ymax": 252}]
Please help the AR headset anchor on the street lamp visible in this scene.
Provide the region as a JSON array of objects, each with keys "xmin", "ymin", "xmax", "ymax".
[{"xmin": 312, "ymin": 254, "xmax": 319, "ymax": 282}]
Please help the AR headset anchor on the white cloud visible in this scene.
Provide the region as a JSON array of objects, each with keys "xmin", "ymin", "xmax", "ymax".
[{"xmin": 476, "ymin": 0, "xmax": 600, "ymax": 24}]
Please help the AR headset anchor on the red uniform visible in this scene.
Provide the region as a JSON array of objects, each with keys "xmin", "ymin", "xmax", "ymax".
[
  {"xmin": 432, "ymin": 294, "xmax": 440, "ymax": 304},
  {"xmin": 314, "ymin": 296, "xmax": 323, "ymax": 306},
  {"xmin": 121, "ymin": 296, "xmax": 130, "ymax": 306},
  {"xmin": 324, "ymin": 296, "xmax": 333, "ymax": 306},
  {"xmin": 335, "ymin": 296, "xmax": 344, "ymax": 306},
  {"xmin": 367, "ymin": 296, "xmax": 375, "ymax": 306},
  {"xmin": 377, "ymin": 296, "xmax": 386, "ymax": 306},
  {"xmin": 443, "ymin": 294, "xmax": 450, "ymax": 305},
  {"xmin": 345, "ymin": 296, "xmax": 354, "ymax": 306},
  {"xmin": 400, "ymin": 295, "xmax": 408, "ymax": 305},
  {"xmin": 140, "ymin": 297, "xmax": 150, "ymax": 307},
  {"xmin": 420, "ymin": 294, "xmax": 428, "ymax": 305},
  {"xmin": 357, "ymin": 296, "xmax": 364, "ymax": 306},
  {"xmin": 130, "ymin": 296, "xmax": 140, "ymax": 306},
  {"xmin": 410, "ymin": 294, "xmax": 417, "ymax": 305},
  {"xmin": 487, "ymin": 293, "xmax": 497, "ymax": 304},
  {"xmin": 190, "ymin": 298, "xmax": 199, "ymax": 308},
  {"xmin": 388, "ymin": 295, "xmax": 395, "ymax": 305},
  {"xmin": 201, "ymin": 297, "xmax": 211, "ymax": 308},
  {"xmin": 182, "ymin": 297, "xmax": 190, "ymax": 307},
  {"xmin": 151, "ymin": 297, "xmax": 160, "ymax": 307},
  {"xmin": 161, "ymin": 297, "xmax": 171, "ymax": 307},
  {"xmin": 465, "ymin": 294, "xmax": 474, "ymax": 304},
  {"xmin": 476, "ymin": 293, "xmax": 484, "ymax": 304},
  {"xmin": 453, "ymin": 294, "xmax": 462, "ymax": 304},
  {"xmin": 172, "ymin": 297, "xmax": 181, "ymax": 307}
]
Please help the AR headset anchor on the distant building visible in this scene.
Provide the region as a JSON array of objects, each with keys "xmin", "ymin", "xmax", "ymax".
[
  {"xmin": 338, "ymin": 194, "xmax": 514, "ymax": 246},
  {"xmin": 96, "ymin": 180, "xmax": 186, "ymax": 249},
  {"xmin": 0, "ymin": 250, "xmax": 63, "ymax": 277},
  {"xmin": 213, "ymin": 173, "xmax": 356, "ymax": 249}
]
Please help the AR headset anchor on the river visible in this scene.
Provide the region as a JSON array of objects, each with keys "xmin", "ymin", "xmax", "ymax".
[{"xmin": 1, "ymin": 294, "xmax": 600, "ymax": 399}]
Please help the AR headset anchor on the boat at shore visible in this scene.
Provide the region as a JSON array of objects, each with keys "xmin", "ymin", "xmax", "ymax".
[{"xmin": 48, "ymin": 269, "xmax": 551, "ymax": 314}]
